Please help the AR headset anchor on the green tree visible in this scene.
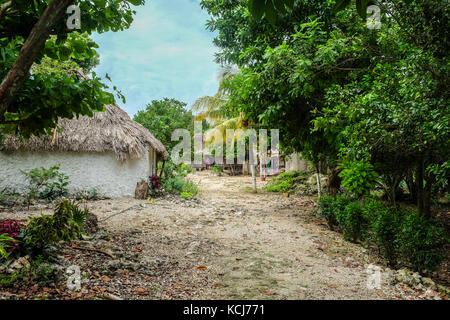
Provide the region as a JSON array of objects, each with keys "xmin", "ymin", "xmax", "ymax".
[
  {"xmin": 202, "ymin": 0, "xmax": 449, "ymax": 216},
  {"xmin": 133, "ymin": 98, "xmax": 194, "ymax": 152},
  {"xmin": 0, "ymin": 0, "xmax": 144, "ymax": 137}
]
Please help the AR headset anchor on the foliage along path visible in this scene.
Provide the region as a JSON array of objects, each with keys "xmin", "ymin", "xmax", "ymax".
[{"xmin": 2, "ymin": 172, "xmax": 437, "ymax": 300}]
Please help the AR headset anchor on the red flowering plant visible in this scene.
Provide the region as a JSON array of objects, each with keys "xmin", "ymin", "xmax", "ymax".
[
  {"xmin": 149, "ymin": 175, "xmax": 161, "ymax": 189},
  {"xmin": 0, "ymin": 219, "xmax": 25, "ymax": 256}
]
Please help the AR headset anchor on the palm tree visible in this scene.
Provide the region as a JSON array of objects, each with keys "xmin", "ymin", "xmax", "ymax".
[{"xmin": 191, "ymin": 66, "xmax": 257, "ymax": 192}]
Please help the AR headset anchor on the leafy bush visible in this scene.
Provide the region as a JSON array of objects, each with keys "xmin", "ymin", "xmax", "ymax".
[
  {"xmin": 0, "ymin": 219, "xmax": 24, "ymax": 256},
  {"xmin": 398, "ymin": 210, "xmax": 448, "ymax": 273},
  {"xmin": 362, "ymin": 198, "xmax": 402, "ymax": 266},
  {"xmin": 0, "ymin": 219, "xmax": 24, "ymax": 239},
  {"xmin": 210, "ymin": 165, "xmax": 223, "ymax": 176},
  {"xmin": 149, "ymin": 175, "xmax": 162, "ymax": 189},
  {"xmin": 160, "ymin": 160, "xmax": 189, "ymax": 180},
  {"xmin": 162, "ymin": 172, "xmax": 199, "ymax": 200},
  {"xmin": 336, "ymin": 200, "xmax": 366, "ymax": 242},
  {"xmin": 20, "ymin": 165, "xmax": 69, "ymax": 203},
  {"xmin": 264, "ymin": 171, "xmax": 301, "ymax": 193},
  {"xmin": 180, "ymin": 163, "xmax": 194, "ymax": 175},
  {"xmin": 163, "ymin": 177, "xmax": 185, "ymax": 194},
  {"xmin": 318, "ymin": 195, "xmax": 447, "ymax": 272},
  {"xmin": 70, "ymin": 205, "xmax": 91, "ymax": 233},
  {"xmin": 24, "ymin": 200, "xmax": 88, "ymax": 249},
  {"xmin": 181, "ymin": 179, "xmax": 200, "ymax": 199},
  {"xmin": 0, "ymin": 234, "xmax": 16, "ymax": 259},
  {"xmin": 317, "ymin": 195, "xmax": 340, "ymax": 228},
  {"xmin": 0, "ymin": 189, "xmax": 21, "ymax": 207},
  {"xmin": 339, "ymin": 161, "xmax": 379, "ymax": 198}
]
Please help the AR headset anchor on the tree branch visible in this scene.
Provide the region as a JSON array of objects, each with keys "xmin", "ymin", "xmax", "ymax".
[
  {"xmin": 0, "ymin": 0, "xmax": 75, "ymax": 113},
  {"xmin": 0, "ymin": 0, "xmax": 14, "ymax": 22}
]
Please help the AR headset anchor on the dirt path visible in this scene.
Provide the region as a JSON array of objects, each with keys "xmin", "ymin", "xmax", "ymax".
[
  {"xmin": 2, "ymin": 172, "xmax": 434, "ymax": 300},
  {"xmin": 86, "ymin": 172, "xmax": 416, "ymax": 300}
]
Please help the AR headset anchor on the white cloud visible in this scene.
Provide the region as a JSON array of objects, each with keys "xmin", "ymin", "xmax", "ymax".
[{"xmin": 92, "ymin": 0, "xmax": 219, "ymax": 116}]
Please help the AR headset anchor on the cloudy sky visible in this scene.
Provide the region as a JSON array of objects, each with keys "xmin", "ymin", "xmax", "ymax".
[{"xmin": 92, "ymin": 0, "xmax": 219, "ymax": 117}]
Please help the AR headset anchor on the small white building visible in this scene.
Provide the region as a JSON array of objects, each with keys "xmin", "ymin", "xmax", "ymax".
[{"xmin": 0, "ymin": 105, "xmax": 168, "ymax": 198}]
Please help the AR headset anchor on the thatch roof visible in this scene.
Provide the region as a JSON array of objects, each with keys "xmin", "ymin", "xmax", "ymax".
[{"xmin": 0, "ymin": 104, "xmax": 169, "ymax": 161}]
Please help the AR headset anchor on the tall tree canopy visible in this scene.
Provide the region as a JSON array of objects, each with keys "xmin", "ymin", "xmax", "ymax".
[
  {"xmin": 201, "ymin": 0, "xmax": 449, "ymax": 215},
  {"xmin": 133, "ymin": 98, "xmax": 194, "ymax": 152}
]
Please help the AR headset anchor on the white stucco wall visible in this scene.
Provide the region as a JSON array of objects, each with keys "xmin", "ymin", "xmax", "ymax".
[{"xmin": 0, "ymin": 150, "xmax": 151, "ymax": 198}]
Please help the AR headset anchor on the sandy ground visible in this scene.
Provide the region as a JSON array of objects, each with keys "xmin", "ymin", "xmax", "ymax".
[{"xmin": 1, "ymin": 172, "xmax": 437, "ymax": 300}]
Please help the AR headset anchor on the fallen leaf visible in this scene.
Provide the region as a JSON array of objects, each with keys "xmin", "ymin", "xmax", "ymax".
[
  {"xmin": 261, "ymin": 290, "xmax": 276, "ymax": 295},
  {"xmin": 136, "ymin": 288, "xmax": 149, "ymax": 295},
  {"xmin": 101, "ymin": 276, "xmax": 111, "ymax": 282}
]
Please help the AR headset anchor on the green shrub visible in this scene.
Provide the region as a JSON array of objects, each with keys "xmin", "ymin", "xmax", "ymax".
[
  {"xmin": 21, "ymin": 165, "xmax": 69, "ymax": 203},
  {"xmin": 0, "ymin": 189, "xmax": 21, "ymax": 207},
  {"xmin": 180, "ymin": 163, "xmax": 194, "ymax": 176},
  {"xmin": 182, "ymin": 179, "xmax": 199, "ymax": 198},
  {"xmin": 160, "ymin": 160, "xmax": 190, "ymax": 179},
  {"xmin": 264, "ymin": 171, "xmax": 301, "ymax": 193},
  {"xmin": 362, "ymin": 198, "xmax": 402, "ymax": 266},
  {"xmin": 336, "ymin": 201, "xmax": 367, "ymax": 242},
  {"xmin": 317, "ymin": 195, "xmax": 339, "ymax": 228},
  {"xmin": 398, "ymin": 210, "xmax": 448, "ymax": 273},
  {"xmin": 71, "ymin": 205, "xmax": 91, "ymax": 233},
  {"xmin": 318, "ymin": 194, "xmax": 448, "ymax": 273},
  {"xmin": 161, "ymin": 162, "xmax": 200, "ymax": 200},
  {"xmin": 24, "ymin": 200, "xmax": 87, "ymax": 249},
  {"xmin": 211, "ymin": 165, "xmax": 223, "ymax": 176},
  {"xmin": 339, "ymin": 161, "xmax": 378, "ymax": 198},
  {"xmin": 163, "ymin": 177, "xmax": 185, "ymax": 194},
  {"xmin": 0, "ymin": 234, "xmax": 15, "ymax": 259}
]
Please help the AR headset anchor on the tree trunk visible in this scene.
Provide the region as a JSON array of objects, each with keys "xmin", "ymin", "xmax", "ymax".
[
  {"xmin": 417, "ymin": 157, "xmax": 424, "ymax": 215},
  {"xmin": 316, "ymin": 167, "xmax": 321, "ymax": 198},
  {"xmin": 159, "ymin": 161, "xmax": 166, "ymax": 178},
  {"xmin": 423, "ymin": 173, "xmax": 434, "ymax": 218},
  {"xmin": 0, "ymin": 0, "xmax": 74, "ymax": 112},
  {"xmin": 327, "ymin": 167, "xmax": 342, "ymax": 197},
  {"xmin": 405, "ymin": 168, "xmax": 417, "ymax": 202}
]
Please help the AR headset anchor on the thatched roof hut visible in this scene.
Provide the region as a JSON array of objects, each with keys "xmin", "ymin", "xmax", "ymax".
[{"xmin": 0, "ymin": 104, "xmax": 168, "ymax": 161}]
